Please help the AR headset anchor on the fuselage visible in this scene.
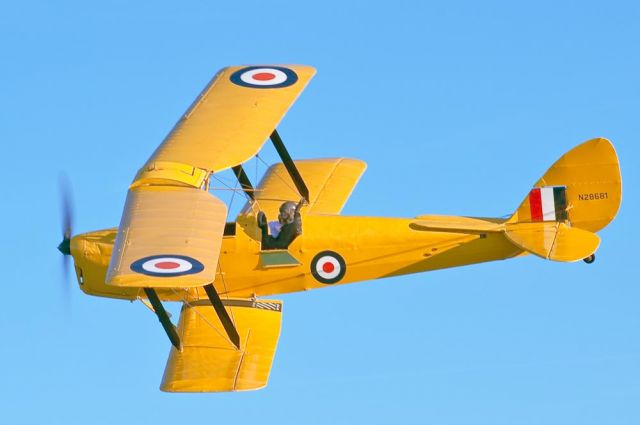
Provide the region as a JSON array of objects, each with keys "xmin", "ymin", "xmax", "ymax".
[{"xmin": 70, "ymin": 214, "xmax": 524, "ymax": 302}]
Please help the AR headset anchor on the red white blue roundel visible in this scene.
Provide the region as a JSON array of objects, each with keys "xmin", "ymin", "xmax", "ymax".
[
  {"xmin": 230, "ymin": 66, "xmax": 298, "ymax": 89},
  {"xmin": 311, "ymin": 251, "xmax": 346, "ymax": 284},
  {"xmin": 130, "ymin": 255, "xmax": 204, "ymax": 277}
]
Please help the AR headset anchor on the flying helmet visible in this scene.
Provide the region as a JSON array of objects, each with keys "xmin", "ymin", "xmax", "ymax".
[{"xmin": 278, "ymin": 201, "xmax": 297, "ymax": 224}]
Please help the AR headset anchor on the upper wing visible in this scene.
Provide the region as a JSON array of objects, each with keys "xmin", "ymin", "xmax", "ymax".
[
  {"xmin": 240, "ymin": 158, "xmax": 367, "ymax": 219},
  {"xmin": 106, "ymin": 185, "xmax": 227, "ymax": 288},
  {"xmin": 145, "ymin": 65, "xmax": 316, "ymax": 173},
  {"xmin": 161, "ymin": 299, "xmax": 283, "ymax": 392},
  {"xmin": 107, "ymin": 65, "xmax": 316, "ymax": 287}
]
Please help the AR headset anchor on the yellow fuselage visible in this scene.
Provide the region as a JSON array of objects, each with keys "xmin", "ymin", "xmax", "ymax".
[{"xmin": 71, "ymin": 215, "xmax": 523, "ymax": 302}]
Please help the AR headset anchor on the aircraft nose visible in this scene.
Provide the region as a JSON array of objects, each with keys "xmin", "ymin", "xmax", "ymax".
[{"xmin": 57, "ymin": 237, "xmax": 71, "ymax": 255}]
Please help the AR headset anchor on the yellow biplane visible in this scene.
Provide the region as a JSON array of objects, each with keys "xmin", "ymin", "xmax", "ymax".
[{"xmin": 58, "ymin": 65, "xmax": 622, "ymax": 392}]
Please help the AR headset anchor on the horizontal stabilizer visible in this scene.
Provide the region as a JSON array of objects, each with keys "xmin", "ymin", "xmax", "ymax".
[
  {"xmin": 161, "ymin": 299, "xmax": 283, "ymax": 392},
  {"xmin": 411, "ymin": 215, "xmax": 505, "ymax": 233},
  {"xmin": 504, "ymin": 222, "xmax": 600, "ymax": 262}
]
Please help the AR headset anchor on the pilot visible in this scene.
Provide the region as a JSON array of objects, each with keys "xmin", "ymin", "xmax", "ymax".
[{"xmin": 258, "ymin": 200, "xmax": 304, "ymax": 250}]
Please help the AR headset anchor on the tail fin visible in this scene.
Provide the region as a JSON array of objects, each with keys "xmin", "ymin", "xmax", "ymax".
[
  {"xmin": 505, "ymin": 138, "xmax": 622, "ymax": 261},
  {"xmin": 510, "ymin": 138, "xmax": 622, "ymax": 232}
]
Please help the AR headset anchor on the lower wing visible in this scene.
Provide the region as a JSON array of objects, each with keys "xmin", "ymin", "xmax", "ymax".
[{"xmin": 161, "ymin": 299, "xmax": 283, "ymax": 392}]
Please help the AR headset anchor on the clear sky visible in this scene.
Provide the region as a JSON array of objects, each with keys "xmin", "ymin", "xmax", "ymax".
[{"xmin": 1, "ymin": 1, "xmax": 639, "ymax": 424}]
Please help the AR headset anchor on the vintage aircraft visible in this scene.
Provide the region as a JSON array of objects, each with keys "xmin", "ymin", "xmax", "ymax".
[{"xmin": 57, "ymin": 65, "xmax": 622, "ymax": 392}]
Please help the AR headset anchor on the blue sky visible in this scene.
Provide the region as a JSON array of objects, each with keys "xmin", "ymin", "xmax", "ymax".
[{"xmin": 1, "ymin": 1, "xmax": 639, "ymax": 424}]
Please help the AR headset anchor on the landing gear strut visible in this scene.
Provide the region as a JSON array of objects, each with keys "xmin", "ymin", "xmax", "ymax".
[{"xmin": 583, "ymin": 254, "xmax": 596, "ymax": 264}]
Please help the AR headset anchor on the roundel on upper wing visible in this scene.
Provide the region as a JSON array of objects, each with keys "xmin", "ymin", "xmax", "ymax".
[
  {"xmin": 311, "ymin": 251, "xmax": 346, "ymax": 284},
  {"xmin": 130, "ymin": 255, "xmax": 204, "ymax": 277},
  {"xmin": 230, "ymin": 66, "xmax": 298, "ymax": 89}
]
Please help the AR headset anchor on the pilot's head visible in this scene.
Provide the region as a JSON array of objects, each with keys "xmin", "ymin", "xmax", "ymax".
[{"xmin": 278, "ymin": 201, "xmax": 297, "ymax": 225}]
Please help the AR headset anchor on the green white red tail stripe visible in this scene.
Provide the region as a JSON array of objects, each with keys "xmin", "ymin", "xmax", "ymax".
[{"xmin": 528, "ymin": 186, "xmax": 568, "ymax": 222}]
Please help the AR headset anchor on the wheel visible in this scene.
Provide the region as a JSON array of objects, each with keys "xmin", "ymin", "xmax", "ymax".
[{"xmin": 583, "ymin": 254, "xmax": 595, "ymax": 264}]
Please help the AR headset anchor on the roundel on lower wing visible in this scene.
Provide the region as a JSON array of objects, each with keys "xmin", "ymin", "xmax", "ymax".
[
  {"xmin": 130, "ymin": 255, "xmax": 205, "ymax": 277},
  {"xmin": 230, "ymin": 66, "xmax": 298, "ymax": 89},
  {"xmin": 311, "ymin": 251, "xmax": 346, "ymax": 284}
]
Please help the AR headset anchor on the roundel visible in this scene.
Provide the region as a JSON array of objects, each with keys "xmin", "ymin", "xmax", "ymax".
[
  {"xmin": 230, "ymin": 66, "xmax": 298, "ymax": 89},
  {"xmin": 130, "ymin": 255, "xmax": 204, "ymax": 277},
  {"xmin": 311, "ymin": 251, "xmax": 346, "ymax": 284}
]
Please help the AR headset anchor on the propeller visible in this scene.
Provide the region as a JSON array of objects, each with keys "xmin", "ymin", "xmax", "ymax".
[{"xmin": 58, "ymin": 175, "xmax": 74, "ymax": 300}]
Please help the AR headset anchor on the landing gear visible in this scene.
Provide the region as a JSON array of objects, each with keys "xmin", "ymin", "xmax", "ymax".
[{"xmin": 583, "ymin": 254, "xmax": 596, "ymax": 264}]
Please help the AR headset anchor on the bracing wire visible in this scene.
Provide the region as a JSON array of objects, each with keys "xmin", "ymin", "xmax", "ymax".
[
  {"xmin": 255, "ymin": 153, "xmax": 303, "ymax": 201},
  {"xmin": 228, "ymin": 174, "xmax": 239, "ymax": 217},
  {"xmin": 169, "ymin": 287, "xmax": 231, "ymax": 344}
]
